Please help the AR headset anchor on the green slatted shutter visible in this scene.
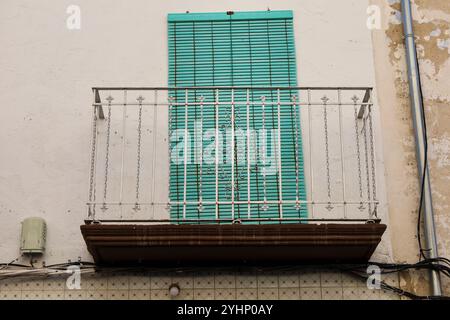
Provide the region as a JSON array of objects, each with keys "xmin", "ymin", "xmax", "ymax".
[{"xmin": 168, "ymin": 10, "xmax": 307, "ymax": 223}]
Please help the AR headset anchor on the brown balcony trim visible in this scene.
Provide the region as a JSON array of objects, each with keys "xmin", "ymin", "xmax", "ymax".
[{"xmin": 80, "ymin": 223, "xmax": 386, "ymax": 266}]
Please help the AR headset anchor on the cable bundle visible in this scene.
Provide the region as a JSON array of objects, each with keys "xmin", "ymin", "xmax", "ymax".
[{"xmin": 1, "ymin": 259, "xmax": 449, "ymax": 299}]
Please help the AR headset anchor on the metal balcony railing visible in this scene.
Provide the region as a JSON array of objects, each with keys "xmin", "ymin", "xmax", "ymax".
[{"xmin": 86, "ymin": 86, "xmax": 379, "ymax": 224}]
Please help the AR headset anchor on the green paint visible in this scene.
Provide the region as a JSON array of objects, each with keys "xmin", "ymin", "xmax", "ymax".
[{"xmin": 168, "ymin": 10, "xmax": 307, "ymax": 223}]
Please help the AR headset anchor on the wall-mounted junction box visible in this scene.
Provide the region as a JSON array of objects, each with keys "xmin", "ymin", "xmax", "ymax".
[{"xmin": 20, "ymin": 217, "xmax": 46, "ymax": 254}]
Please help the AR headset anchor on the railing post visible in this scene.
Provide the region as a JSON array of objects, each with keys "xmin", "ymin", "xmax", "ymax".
[
  {"xmin": 357, "ymin": 88, "xmax": 371, "ymax": 119},
  {"xmin": 260, "ymin": 95, "xmax": 269, "ymax": 212},
  {"xmin": 307, "ymin": 89, "xmax": 315, "ymax": 218},
  {"xmin": 337, "ymin": 89, "xmax": 347, "ymax": 219},
  {"xmin": 134, "ymin": 95, "xmax": 144, "ymax": 212},
  {"xmin": 119, "ymin": 90, "xmax": 127, "ymax": 210},
  {"xmin": 362, "ymin": 99, "xmax": 372, "ymax": 218},
  {"xmin": 368, "ymin": 89, "xmax": 378, "ymax": 218},
  {"xmin": 292, "ymin": 94, "xmax": 301, "ymax": 212},
  {"xmin": 197, "ymin": 95, "xmax": 204, "ymax": 212},
  {"xmin": 86, "ymin": 86, "xmax": 379, "ymax": 224},
  {"xmin": 215, "ymin": 89, "xmax": 220, "ymax": 220},
  {"xmin": 167, "ymin": 95, "xmax": 174, "ymax": 213},
  {"xmin": 276, "ymin": 89, "xmax": 283, "ymax": 218},
  {"xmin": 88, "ymin": 89, "xmax": 100, "ymax": 220},
  {"xmin": 246, "ymin": 89, "xmax": 251, "ymax": 219},
  {"xmin": 151, "ymin": 89, "xmax": 158, "ymax": 217},
  {"xmin": 183, "ymin": 89, "xmax": 189, "ymax": 219},
  {"xmin": 231, "ymin": 89, "xmax": 235, "ymax": 220},
  {"xmin": 94, "ymin": 88, "xmax": 105, "ymax": 120},
  {"xmin": 101, "ymin": 95, "xmax": 113, "ymax": 211}
]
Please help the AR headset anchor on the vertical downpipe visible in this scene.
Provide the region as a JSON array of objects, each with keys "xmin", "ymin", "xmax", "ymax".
[{"xmin": 401, "ymin": 0, "xmax": 442, "ymax": 296}]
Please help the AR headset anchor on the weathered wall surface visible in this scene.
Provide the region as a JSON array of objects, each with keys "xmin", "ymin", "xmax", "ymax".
[
  {"xmin": 0, "ymin": 0, "xmax": 396, "ymax": 300},
  {"xmin": 1, "ymin": 0, "xmax": 448, "ymax": 299},
  {"xmin": 370, "ymin": 0, "xmax": 449, "ymax": 295},
  {"xmin": 0, "ymin": 0, "xmax": 387, "ymax": 263}
]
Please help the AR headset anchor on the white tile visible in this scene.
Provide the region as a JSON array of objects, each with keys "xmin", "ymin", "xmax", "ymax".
[
  {"xmin": 84, "ymin": 273, "xmax": 108, "ymax": 290},
  {"xmin": 300, "ymin": 270, "xmax": 321, "ymax": 287},
  {"xmin": 107, "ymin": 273, "xmax": 129, "ymax": 290},
  {"xmin": 43, "ymin": 277, "xmax": 67, "ymax": 291},
  {"xmin": 257, "ymin": 273, "xmax": 278, "ymax": 288},
  {"xmin": 172, "ymin": 274, "xmax": 194, "ymax": 289},
  {"xmin": 278, "ymin": 272, "xmax": 300, "ymax": 288},
  {"xmin": 150, "ymin": 289, "xmax": 171, "ymax": 300},
  {"xmin": 129, "ymin": 274, "xmax": 150, "ymax": 290},
  {"xmin": 65, "ymin": 290, "xmax": 87, "ymax": 300},
  {"xmin": 194, "ymin": 273, "xmax": 215, "ymax": 289},
  {"xmin": 342, "ymin": 272, "xmax": 366, "ymax": 287},
  {"xmin": 85, "ymin": 290, "xmax": 107, "ymax": 300},
  {"xmin": 0, "ymin": 279, "xmax": 22, "ymax": 291},
  {"xmin": 214, "ymin": 273, "xmax": 236, "ymax": 289},
  {"xmin": 42, "ymin": 291, "xmax": 65, "ymax": 300},
  {"xmin": 320, "ymin": 270, "xmax": 342, "ymax": 287},
  {"xmin": 22, "ymin": 279, "xmax": 43, "ymax": 291},
  {"xmin": 21, "ymin": 291, "xmax": 43, "ymax": 300},
  {"xmin": 236, "ymin": 274, "xmax": 257, "ymax": 288},
  {"xmin": 129, "ymin": 290, "xmax": 151, "ymax": 300},
  {"xmin": 236, "ymin": 289, "xmax": 257, "ymax": 300},
  {"xmin": 108, "ymin": 290, "xmax": 129, "ymax": 300},
  {"xmin": 215, "ymin": 289, "xmax": 236, "ymax": 300},
  {"xmin": 194, "ymin": 289, "xmax": 215, "ymax": 300},
  {"xmin": 150, "ymin": 275, "xmax": 172, "ymax": 290},
  {"xmin": 258, "ymin": 288, "xmax": 279, "ymax": 300},
  {"xmin": 0, "ymin": 291, "xmax": 22, "ymax": 300},
  {"xmin": 172, "ymin": 288, "xmax": 194, "ymax": 300},
  {"xmin": 358, "ymin": 287, "xmax": 380, "ymax": 300},
  {"xmin": 279, "ymin": 288, "xmax": 300, "ymax": 300},
  {"xmin": 343, "ymin": 287, "xmax": 360, "ymax": 300},
  {"xmin": 321, "ymin": 287, "xmax": 343, "ymax": 300}
]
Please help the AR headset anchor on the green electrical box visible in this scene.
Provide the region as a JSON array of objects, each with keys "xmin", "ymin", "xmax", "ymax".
[{"xmin": 20, "ymin": 217, "xmax": 46, "ymax": 254}]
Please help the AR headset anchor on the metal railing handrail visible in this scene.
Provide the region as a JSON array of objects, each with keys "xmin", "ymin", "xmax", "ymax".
[
  {"xmin": 93, "ymin": 86, "xmax": 373, "ymax": 91},
  {"xmin": 87, "ymin": 86, "xmax": 378, "ymax": 224}
]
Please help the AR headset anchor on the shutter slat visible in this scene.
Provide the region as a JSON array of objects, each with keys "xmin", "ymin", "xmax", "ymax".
[{"xmin": 168, "ymin": 11, "xmax": 307, "ymax": 222}]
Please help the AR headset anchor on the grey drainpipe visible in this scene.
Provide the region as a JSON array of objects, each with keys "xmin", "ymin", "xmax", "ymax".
[{"xmin": 401, "ymin": 0, "xmax": 442, "ymax": 296}]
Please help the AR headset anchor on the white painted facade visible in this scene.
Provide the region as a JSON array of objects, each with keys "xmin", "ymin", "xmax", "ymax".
[
  {"xmin": 0, "ymin": 0, "xmax": 448, "ymax": 299},
  {"xmin": 0, "ymin": 0, "xmax": 389, "ymax": 263}
]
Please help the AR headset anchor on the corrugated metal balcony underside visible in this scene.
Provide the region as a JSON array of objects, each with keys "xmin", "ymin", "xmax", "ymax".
[{"xmin": 80, "ymin": 223, "xmax": 386, "ymax": 265}]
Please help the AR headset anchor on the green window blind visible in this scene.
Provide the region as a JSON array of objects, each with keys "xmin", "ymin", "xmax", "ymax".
[{"xmin": 168, "ymin": 10, "xmax": 307, "ymax": 222}]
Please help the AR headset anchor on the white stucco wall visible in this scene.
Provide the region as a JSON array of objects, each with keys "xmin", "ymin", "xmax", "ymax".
[
  {"xmin": 0, "ymin": 0, "xmax": 390, "ymax": 265},
  {"xmin": 370, "ymin": 0, "xmax": 450, "ymax": 295}
]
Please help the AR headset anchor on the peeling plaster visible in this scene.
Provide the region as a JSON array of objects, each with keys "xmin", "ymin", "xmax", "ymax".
[
  {"xmin": 415, "ymin": 0, "xmax": 450, "ymax": 14},
  {"xmin": 430, "ymin": 136, "xmax": 450, "ymax": 168},
  {"xmin": 375, "ymin": 0, "xmax": 450, "ymax": 295}
]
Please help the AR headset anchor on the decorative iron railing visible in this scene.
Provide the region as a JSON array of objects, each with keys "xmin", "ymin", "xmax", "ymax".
[{"xmin": 86, "ymin": 87, "xmax": 378, "ymax": 224}]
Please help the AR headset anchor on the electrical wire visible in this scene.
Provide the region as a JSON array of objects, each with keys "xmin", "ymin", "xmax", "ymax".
[
  {"xmin": 0, "ymin": 63, "xmax": 445, "ymax": 299},
  {"xmin": 349, "ymin": 270, "xmax": 449, "ymax": 300},
  {"xmin": 0, "ymin": 33, "xmax": 446, "ymax": 300},
  {"xmin": 1, "ymin": 259, "xmax": 450, "ymax": 299},
  {"xmin": 403, "ymin": 12, "xmax": 450, "ymax": 296},
  {"xmin": 415, "ymin": 47, "xmax": 430, "ymax": 261},
  {"xmin": 0, "ymin": 257, "xmax": 22, "ymax": 270}
]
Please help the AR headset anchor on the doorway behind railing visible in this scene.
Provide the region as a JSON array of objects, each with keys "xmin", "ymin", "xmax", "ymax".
[{"xmin": 86, "ymin": 86, "xmax": 378, "ymax": 224}]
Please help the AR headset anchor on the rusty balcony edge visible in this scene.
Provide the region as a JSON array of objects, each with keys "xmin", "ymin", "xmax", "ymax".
[{"xmin": 80, "ymin": 223, "xmax": 387, "ymax": 266}]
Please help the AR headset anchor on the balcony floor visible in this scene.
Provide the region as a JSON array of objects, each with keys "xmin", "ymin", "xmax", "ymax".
[{"xmin": 81, "ymin": 223, "xmax": 386, "ymax": 266}]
